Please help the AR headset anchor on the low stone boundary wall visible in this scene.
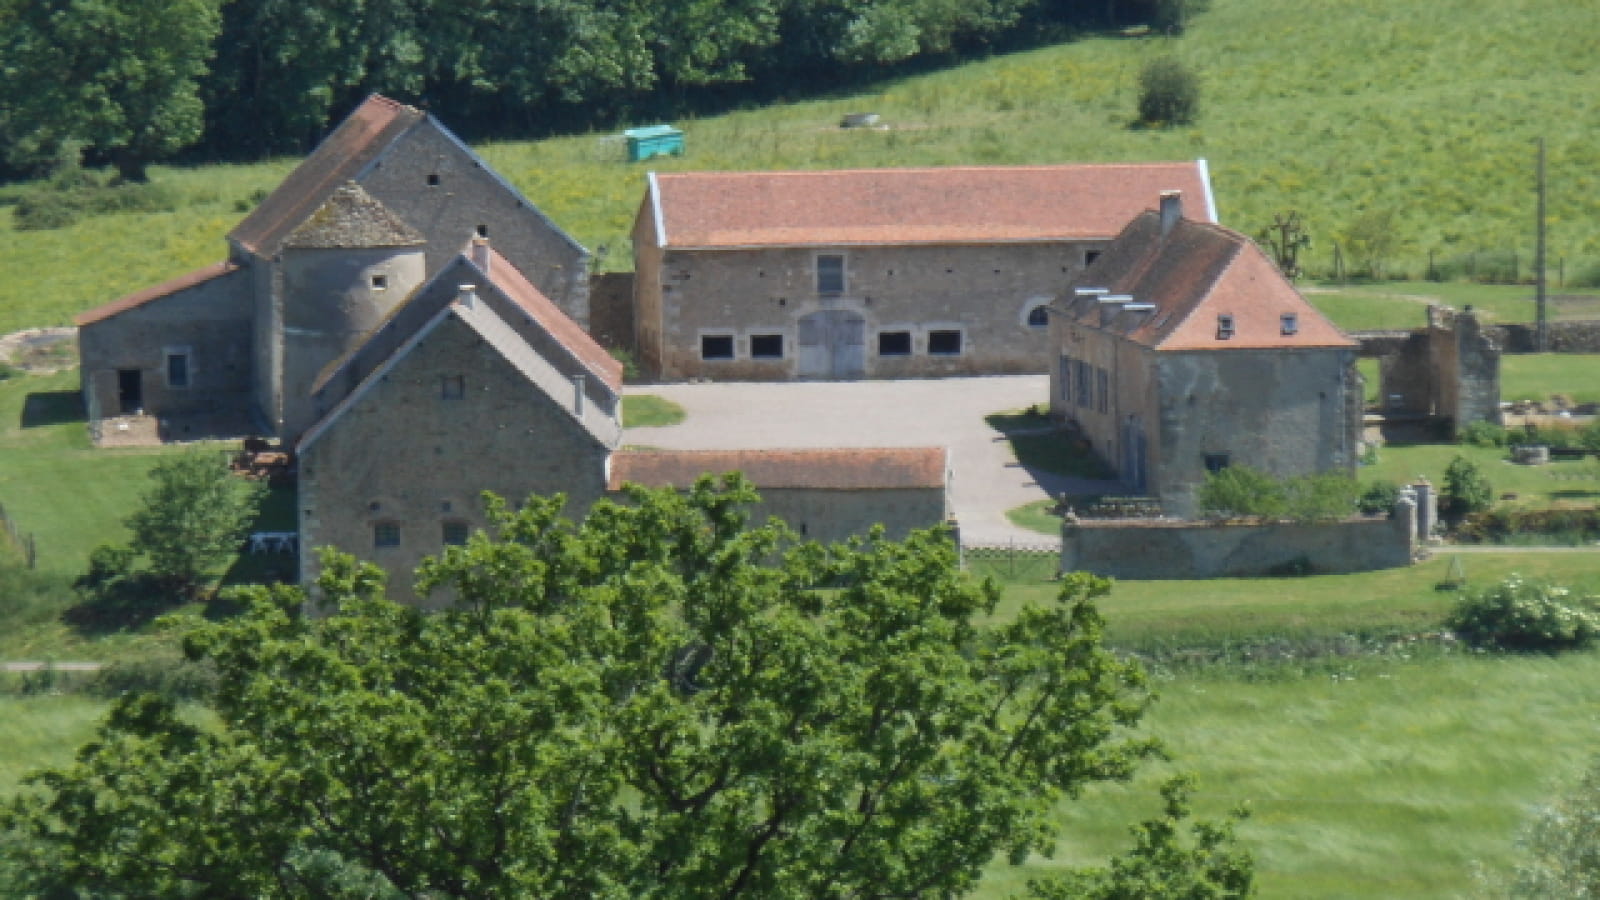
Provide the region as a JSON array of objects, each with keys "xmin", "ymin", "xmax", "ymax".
[{"xmin": 1061, "ymin": 513, "xmax": 1415, "ymax": 580}]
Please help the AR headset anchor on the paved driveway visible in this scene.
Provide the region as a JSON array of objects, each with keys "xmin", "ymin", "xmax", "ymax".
[{"xmin": 623, "ymin": 376, "xmax": 1120, "ymax": 545}]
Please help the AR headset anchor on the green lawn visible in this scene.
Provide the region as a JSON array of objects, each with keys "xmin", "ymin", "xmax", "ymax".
[
  {"xmin": 621, "ymin": 393, "xmax": 687, "ymax": 427},
  {"xmin": 1307, "ymin": 282, "xmax": 1600, "ymax": 332},
  {"xmin": 1501, "ymin": 353, "xmax": 1600, "ymax": 405},
  {"xmin": 1364, "ymin": 441, "xmax": 1600, "ymax": 509}
]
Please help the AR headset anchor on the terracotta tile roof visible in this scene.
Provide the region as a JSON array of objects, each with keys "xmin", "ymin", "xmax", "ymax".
[
  {"xmin": 644, "ymin": 162, "xmax": 1214, "ymax": 249},
  {"xmin": 608, "ymin": 447, "xmax": 948, "ymax": 492},
  {"xmin": 483, "ymin": 246, "xmax": 623, "ymax": 392},
  {"xmin": 74, "ymin": 261, "xmax": 240, "ymax": 326},
  {"xmin": 229, "ymin": 95, "xmax": 423, "ymax": 257},
  {"xmin": 1064, "ymin": 211, "xmax": 1354, "ymax": 351},
  {"xmin": 282, "ymin": 181, "xmax": 425, "ymax": 249}
]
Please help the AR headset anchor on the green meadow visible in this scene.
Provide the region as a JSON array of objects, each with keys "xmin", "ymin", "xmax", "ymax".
[{"xmin": 3, "ymin": 0, "xmax": 1600, "ymax": 336}]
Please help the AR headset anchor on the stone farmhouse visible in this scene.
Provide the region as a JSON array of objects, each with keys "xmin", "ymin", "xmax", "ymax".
[
  {"xmin": 76, "ymin": 93, "xmax": 590, "ymax": 442},
  {"xmin": 631, "ymin": 162, "xmax": 1216, "ymax": 381},
  {"xmin": 1049, "ymin": 192, "xmax": 1362, "ymax": 518}
]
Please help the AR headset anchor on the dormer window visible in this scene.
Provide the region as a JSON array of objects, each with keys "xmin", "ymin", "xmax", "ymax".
[
  {"xmin": 1216, "ymin": 314, "xmax": 1235, "ymax": 340},
  {"xmin": 371, "ymin": 274, "xmax": 388, "ymax": 291},
  {"xmin": 1280, "ymin": 313, "xmax": 1299, "ymax": 336}
]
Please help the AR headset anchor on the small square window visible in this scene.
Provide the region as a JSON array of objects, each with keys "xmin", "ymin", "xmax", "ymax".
[
  {"xmin": 427, "ymin": 173, "xmax": 440, "ymax": 186},
  {"xmin": 371, "ymin": 274, "xmax": 388, "ymax": 291},
  {"xmin": 1280, "ymin": 313, "xmax": 1298, "ymax": 336},
  {"xmin": 750, "ymin": 334, "xmax": 784, "ymax": 359},
  {"xmin": 166, "ymin": 353, "xmax": 190, "ymax": 388},
  {"xmin": 373, "ymin": 522, "xmax": 400, "ymax": 548},
  {"xmin": 928, "ymin": 329, "xmax": 962, "ymax": 356},
  {"xmin": 816, "ymin": 255, "xmax": 845, "ymax": 295},
  {"xmin": 1084, "ymin": 250, "xmax": 1102, "ymax": 267},
  {"xmin": 700, "ymin": 335, "xmax": 734, "ymax": 360},
  {"xmin": 440, "ymin": 374, "xmax": 465, "ymax": 399},
  {"xmin": 1216, "ymin": 314, "xmax": 1235, "ymax": 340},
  {"xmin": 1204, "ymin": 453, "xmax": 1230, "ymax": 473},
  {"xmin": 878, "ymin": 331, "xmax": 912, "ymax": 356},
  {"xmin": 1026, "ymin": 306, "xmax": 1049, "ymax": 328},
  {"xmin": 442, "ymin": 520, "xmax": 469, "ymax": 546}
]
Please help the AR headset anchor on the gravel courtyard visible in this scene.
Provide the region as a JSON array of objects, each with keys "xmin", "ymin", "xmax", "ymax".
[{"xmin": 622, "ymin": 375, "xmax": 1120, "ymax": 545}]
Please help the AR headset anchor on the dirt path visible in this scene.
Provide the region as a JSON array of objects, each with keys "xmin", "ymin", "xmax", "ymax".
[{"xmin": 0, "ymin": 327, "xmax": 77, "ymax": 373}]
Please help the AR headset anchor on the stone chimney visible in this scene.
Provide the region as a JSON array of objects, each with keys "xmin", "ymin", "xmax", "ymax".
[
  {"xmin": 457, "ymin": 284, "xmax": 476, "ymax": 308},
  {"xmin": 471, "ymin": 237, "xmax": 491, "ymax": 276},
  {"xmin": 1160, "ymin": 190, "xmax": 1183, "ymax": 237}
]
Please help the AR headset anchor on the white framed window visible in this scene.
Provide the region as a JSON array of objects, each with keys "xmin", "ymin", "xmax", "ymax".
[
  {"xmin": 1216, "ymin": 314, "xmax": 1235, "ymax": 340},
  {"xmin": 700, "ymin": 334, "xmax": 735, "ymax": 360},
  {"xmin": 1280, "ymin": 313, "xmax": 1299, "ymax": 335}
]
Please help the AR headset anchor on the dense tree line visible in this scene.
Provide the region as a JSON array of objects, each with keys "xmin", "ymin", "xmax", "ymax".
[{"xmin": 0, "ymin": 0, "xmax": 1193, "ymax": 179}]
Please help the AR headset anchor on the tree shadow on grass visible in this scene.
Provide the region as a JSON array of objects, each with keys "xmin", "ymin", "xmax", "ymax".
[
  {"xmin": 21, "ymin": 390, "xmax": 85, "ymax": 428},
  {"xmin": 61, "ymin": 574, "xmax": 187, "ymax": 637}
]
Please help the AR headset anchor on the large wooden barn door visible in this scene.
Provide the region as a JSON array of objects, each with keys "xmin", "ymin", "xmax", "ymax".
[{"xmin": 797, "ymin": 310, "xmax": 865, "ymax": 380}]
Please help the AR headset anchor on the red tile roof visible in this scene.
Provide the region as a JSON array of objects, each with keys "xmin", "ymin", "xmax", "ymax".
[
  {"xmin": 229, "ymin": 95, "xmax": 423, "ymax": 257},
  {"xmin": 608, "ymin": 447, "xmax": 948, "ymax": 492},
  {"xmin": 484, "ymin": 246, "xmax": 624, "ymax": 392},
  {"xmin": 1064, "ymin": 212, "xmax": 1353, "ymax": 351},
  {"xmin": 74, "ymin": 261, "xmax": 240, "ymax": 326},
  {"xmin": 644, "ymin": 163, "xmax": 1214, "ymax": 248}
]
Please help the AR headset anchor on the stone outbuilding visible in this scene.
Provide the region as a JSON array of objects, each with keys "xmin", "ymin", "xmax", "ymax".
[
  {"xmin": 1049, "ymin": 192, "xmax": 1362, "ymax": 518},
  {"xmin": 631, "ymin": 162, "xmax": 1215, "ymax": 381},
  {"xmin": 75, "ymin": 93, "xmax": 590, "ymax": 442},
  {"xmin": 608, "ymin": 447, "xmax": 950, "ymax": 544}
]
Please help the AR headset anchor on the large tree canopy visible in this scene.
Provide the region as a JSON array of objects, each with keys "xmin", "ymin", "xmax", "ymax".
[
  {"xmin": 2, "ymin": 477, "xmax": 1186, "ymax": 897},
  {"xmin": 0, "ymin": 0, "xmax": 221, "ymax": 180}
]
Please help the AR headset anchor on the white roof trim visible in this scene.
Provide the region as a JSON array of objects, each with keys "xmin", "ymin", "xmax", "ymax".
[
  {"xmin": 648, "ymin": 171, "xmax": 667, "ymax": 248},
  {"xmin": 1196, "ymin": 158, "xmax": 1219, "ymax": 223}
]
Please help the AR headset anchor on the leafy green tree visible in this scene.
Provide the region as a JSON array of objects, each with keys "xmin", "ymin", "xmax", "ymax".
[
  {"xmin": 4, "ymin": 477, "xmax": 1167, "ymax": 897},
  {"xmin": 1337, "ymin": 208, "xmax": 1403, "ymax": 280},
  {"xmin": 1030, "ymin": 775, "xmax": 1254, "ymax": 899},
  {"xmin": 1136, "ymin": 55, "xmax": 1199, "ymax": 126},
  {"xmin": 124, "ymin": 449, "xmax": 264, "ymax": 598},
  {"xmin": 1504, "ymin": 757, "xmax": 1600, "ymax": 897},
  {"xmin": 0, "ymin": 0, "xmax": 222, "ymax": 180},
  {"xmin": 1283, "ymin": 472, "xmax": 1360, "ymax": 522},
  {"xmin": 1441, "ymin": 455, "xmax": 1493, "ymax": 523}
]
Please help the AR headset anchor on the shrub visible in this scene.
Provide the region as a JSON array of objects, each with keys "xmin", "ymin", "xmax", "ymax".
[
  {"xmin": 1136, "ymin": 56, "xmax": 1199, "ymax": 126},
  {"xmin": 1458, "ymin": 420, "xmax": 1510, "ymax": 448},
  {"xmin": 1504, "ymin": 757, "xmax": 1600, "ymax": 897},
  {"xmin": 1441, "ymin": 455, "xmax": 1492, "ymax": 522},
  {"xmin": 1358, "ymin": 480, "xmax": 1401, "ymax": 516},
  {"xmin": 1444, "ymin": 574, "xmax": 1600, "ymax": 651},
  {"xmin": 1198, "ymin": 465, "xmax": 1285, "ymax": 519},
  {"xmin": 1284, "ymin": 471, "xmax": 1360, "ymax": 522}
]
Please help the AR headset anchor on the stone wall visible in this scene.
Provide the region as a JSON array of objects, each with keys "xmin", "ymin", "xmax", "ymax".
[
  {"xmin": 1492, "ymin": 320, "xmax": 1600, "ymax": 354},
  {"xmin": 588, "ymin": 272, "xmax": 636, "ymax": 354},
  {"xmin": 1360, "ymin": 306, "xmax": 1500, "ymax": 431},
  {"xmin": 1060, "ymin": 508, "xmax": 1415, "ymax": 580}
]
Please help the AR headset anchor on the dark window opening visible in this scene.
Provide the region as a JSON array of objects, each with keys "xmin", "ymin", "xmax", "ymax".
[
  {"xmin": 427, "ymin": 173, "xmax": 440, "ymax": 186},
  {"xmin": 166, "ymin": 353, "xmax": 190, "ymax": 388},
  {"xmin": 1204, "ymin": 454, "xmax": 1230, "ymax": 473},
  {"xmin": 1280, "ymin": 313, "xmax": 1299, "ymax": 335},
  {"xmin": 117, "ymin": 369, "xmax": 142, "ymax": 413},
  {"xmin": 928, "ymin": 330, "xmax": 962, "ymax": 356},
  {"xmin": 1027, "ymin": 306, "xmax": 1049, "ymax": 327},
  {"xmin": 816, "ymin": 254, "xmax": 845, "ymax": 295},
  {"xmin": 701, "ymin": 335, "xmax": 734, "ymax": 360},
  {"xmin": 476, "ymin": 224, "xmax": 488, "ymax": 237},
  {"xmin": 442, "ymin": 520, "xmax": 469, "ymax": 546},
  {"xmin": 1085, "ymin": 250, "xmax": 1102, "ymax": 267},
  {"xmin": 878, "ymin": 331, "xmax": 912, "ymax": 356},
  {"xmin": 750, "ymin": 334, "xmax": 784, "ymax": 359},
  {"xmin": 1217, "ymin": 314, "xmax": 1235, "ymax": 339},
  {"xmin": 440, "ymin": 375, "xmax": 465, "ymax": 399},
  {"xmin": 374, "ymin": 522, "xmax": 400, "ymax": 548},
  {"xmin": 371, "ymin": 274, "xmax": 388, "ymax": 290}
]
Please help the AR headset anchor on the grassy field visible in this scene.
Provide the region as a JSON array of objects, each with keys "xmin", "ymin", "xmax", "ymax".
[
  {"xmin": 1306, "ymin": 282, "xmax": 1600, "ymax": 332},
  {"xmin": 1501, "ymin": 353, "xmax": 1600, "ymax": 406},
  {"xmin": 2, "ymin": 0, "xmax": 1599, "ymax": 335},
  {"xmin": 1365, "ymin": 441, "xmax": 1600, "ymax": 509}
]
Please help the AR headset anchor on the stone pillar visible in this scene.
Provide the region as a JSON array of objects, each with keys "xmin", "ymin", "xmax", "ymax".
[
  {"xmin": 1411, "ymin": 479, "xmax": 1437, "ymax": 540},
  {"xmin": 1396, "ymin": 487, "xmax": 1419, "ymax": 546}
]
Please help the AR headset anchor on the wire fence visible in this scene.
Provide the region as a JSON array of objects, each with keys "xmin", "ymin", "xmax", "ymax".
[
  {"xmin": 963, "ymin": 540, "xmax": 1059, "ymax": 582},
  {"xmin": 0, "ymin": 501, "xmax": 37, "ymax": 569}
]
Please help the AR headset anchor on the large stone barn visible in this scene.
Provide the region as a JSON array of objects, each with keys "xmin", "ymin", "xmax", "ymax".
[{"xmin": 631, "ymin": 162, "xmax": 1216, "ymax": 381}]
